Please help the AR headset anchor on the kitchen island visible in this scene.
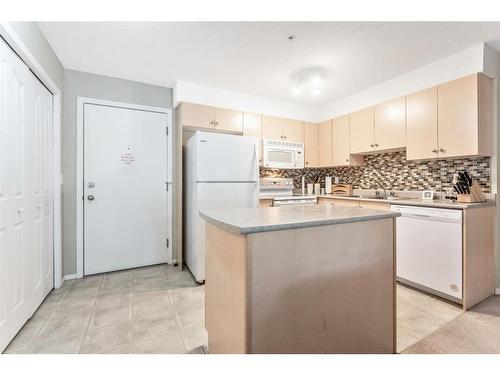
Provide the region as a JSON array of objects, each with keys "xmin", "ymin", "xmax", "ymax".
[{"xmin": 200, "ymin": 204, "xmax": 400, "ymax": 354}]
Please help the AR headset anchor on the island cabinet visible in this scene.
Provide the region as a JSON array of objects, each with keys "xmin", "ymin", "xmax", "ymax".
[
  {"xmin": 332, "ymin": 115, "xmax": 364, "ymax": 167},
  {"xmin": 202, "ymin": 206, "xmax": 398, "ymax": 353},
  {"xmin": 304, "ymin": 122, "xmax": 319, "ymax": 167},
  {"xmin": 262, "ymin": 115, "xmax": 304, "ymax": 143},
  {"xmin": 318, "ymin": 120, "xmax": 332, "ymax": 167},
  {"xmin": 178, "ymin": 102, "xmax": 243, "ymax": 133},
  {"xmin": 349, "ymin": 107, "xmax": 375, "ymax": 154}
]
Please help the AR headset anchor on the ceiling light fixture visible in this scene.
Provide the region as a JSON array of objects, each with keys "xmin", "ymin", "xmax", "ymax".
[{"xmin": 291, "ymin": 68, "xmax": 325, "ymax": 97}]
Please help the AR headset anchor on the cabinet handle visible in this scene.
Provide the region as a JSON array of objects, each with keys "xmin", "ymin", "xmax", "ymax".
[
  {"xmin": 439, "ymin": 148, "xmax": 445, "ymax": 153},
  {"xmin": 209, "ymin": 121, "xmax": 214, "ymax": 125},
  {"xmin": 432, "ymin": 149, "xmax": 438, "ymax": 153},
  {"xmin": 305, "ymin": 161, "xmax": 309, "ymax": 165},
  {"xmin": 214, "ymin": 121, "xmax": 218, "ymax": 126},
  {"xmin": 370, "ymin": 144, "xmax": 374, "ymax": 148},
  {"xmin": 345, "ymin": 158, "xmax": 349, "ymax": 162},
  {"xmin": 374, "ymin": 143, "xmax": 379, "ymax": 147}
]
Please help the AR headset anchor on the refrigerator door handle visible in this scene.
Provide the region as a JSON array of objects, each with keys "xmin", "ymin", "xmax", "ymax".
[{"xmin": 254, "ymin": 143, "xmax": 259, "ymax": 181}]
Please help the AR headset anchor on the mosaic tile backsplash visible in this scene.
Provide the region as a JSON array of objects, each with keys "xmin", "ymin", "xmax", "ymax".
[{"xmin": 260, "ymin": 151, "xmax": 491, "ymax": 193}]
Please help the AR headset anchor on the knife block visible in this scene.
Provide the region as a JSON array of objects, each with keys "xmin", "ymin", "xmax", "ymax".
[{"xmin": 457, "ymin": 180, "xmax": 486, "ymax": 203}]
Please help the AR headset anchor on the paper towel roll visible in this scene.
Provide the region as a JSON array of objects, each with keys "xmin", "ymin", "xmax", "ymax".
[{"xmin": 325, "ymin": 177, "xmax": 332, "ymax": 194}]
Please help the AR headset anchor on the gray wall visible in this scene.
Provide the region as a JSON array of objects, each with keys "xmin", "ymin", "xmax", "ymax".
[
  {"xmin": 63, "ymin": 69, "xmax": 173, "ymax": 275},
  {"xmin": 8, "ymin": 22, "xmax": 64, "ymax": 90}
]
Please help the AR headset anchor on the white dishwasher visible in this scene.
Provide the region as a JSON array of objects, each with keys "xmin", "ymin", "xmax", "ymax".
[{"xmin": 391, "ymin": 205, "xmax": 463, "ymax": 302}]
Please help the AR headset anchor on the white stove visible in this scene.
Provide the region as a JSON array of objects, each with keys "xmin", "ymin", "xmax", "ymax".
[{"xmin": 260, "ymin": 178, "xmax": 317, "ymax": 206}]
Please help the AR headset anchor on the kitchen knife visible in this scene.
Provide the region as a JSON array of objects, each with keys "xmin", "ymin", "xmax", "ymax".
[
  {"xmin": 463, "ymin": 170, "xmax": 473, "ymax": 186},
  {"xmin": 457, "ymin": 172, "xmax": 470, "ymax": 193}
]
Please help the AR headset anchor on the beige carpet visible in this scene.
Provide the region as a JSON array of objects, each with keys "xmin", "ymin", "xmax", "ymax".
[{"xmin": 403, "ymin": 295, "xmax": 500, "ymax": 354}]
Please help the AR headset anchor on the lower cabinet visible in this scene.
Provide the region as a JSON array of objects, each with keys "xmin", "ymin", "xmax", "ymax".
[{"xmin": 260, "ymin": 199, "xmax": 274, "ymax": 208}]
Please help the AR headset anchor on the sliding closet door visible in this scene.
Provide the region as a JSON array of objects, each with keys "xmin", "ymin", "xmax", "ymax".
[{"xmin": 0, "ymin": 38, "xmax": 54, "ymax": 353}]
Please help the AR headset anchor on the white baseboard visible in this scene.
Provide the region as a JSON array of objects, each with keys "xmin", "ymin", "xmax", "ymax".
[{"xmin": 63, "ymin": 273, "xmax": 78, "ymax": 281}]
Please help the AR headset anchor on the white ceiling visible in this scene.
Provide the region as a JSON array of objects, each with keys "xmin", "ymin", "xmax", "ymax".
[{"xmin": 38, "ymin": 22, "xmax": 500, "ymax": 106}]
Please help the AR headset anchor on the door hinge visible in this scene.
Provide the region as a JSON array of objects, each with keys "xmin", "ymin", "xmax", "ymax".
[{"xmin": 166, "ymin": 238, "xmax": 169, "ymax": 248}]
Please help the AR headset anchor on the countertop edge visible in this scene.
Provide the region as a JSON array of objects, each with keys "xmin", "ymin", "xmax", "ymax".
[
  {"xmin": 317, "ymin": 195, "xmax": 495, "ymax": 209},
  {"xmin": 200, "ymin": 209, "xmax": 400, "ymax": 235}
]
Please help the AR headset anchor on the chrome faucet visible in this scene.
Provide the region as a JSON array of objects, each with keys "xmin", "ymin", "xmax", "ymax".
[{"xmin": 372, "ymin": 178, "xmax": 387, "ymax": 197}]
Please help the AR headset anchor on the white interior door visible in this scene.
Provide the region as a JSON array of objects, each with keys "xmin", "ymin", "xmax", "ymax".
[
  {"xmin": 0, "ymin": 39, "xmax": 54, "ymax": 353},
  {"xmin": 83, "ymin": 104, "xmax": 171, "ymax": 275}
]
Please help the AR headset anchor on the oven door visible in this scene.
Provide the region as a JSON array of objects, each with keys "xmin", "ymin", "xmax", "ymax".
[{"xmin": 264, "ymin": 147, "xmax": 297, "ymax": 169}]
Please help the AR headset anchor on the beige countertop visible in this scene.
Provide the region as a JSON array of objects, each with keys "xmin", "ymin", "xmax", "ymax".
[
  {"xmin": 317, "ymin": 194, "xmax": 495, "ymax": 210},
  {"xmin": 200, "ymin": 204, "xmax": 400, "ymax": 235}
]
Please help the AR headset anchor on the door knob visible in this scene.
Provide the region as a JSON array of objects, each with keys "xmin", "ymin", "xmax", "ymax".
[{"xmin": 87, "ymin": 194, "xmax": 95, "ymax": 201}]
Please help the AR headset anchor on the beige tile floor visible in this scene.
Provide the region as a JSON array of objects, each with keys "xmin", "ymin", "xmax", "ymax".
[
  {"xmin": 397, "ymin": 283, "xmax": 462, "ymax": 353},
  {"xmin": 3, "ymin": 264, "xmax": 207, "ymax": 354},
  {"xmin": 3, "ymin": 268, "xmax": 462, "ymax": 354}
]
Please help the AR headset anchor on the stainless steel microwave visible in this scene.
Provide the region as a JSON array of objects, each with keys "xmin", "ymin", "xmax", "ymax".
[{"xmin": 262, "ymin": 139, "xmax": 304, "ymax": 169}]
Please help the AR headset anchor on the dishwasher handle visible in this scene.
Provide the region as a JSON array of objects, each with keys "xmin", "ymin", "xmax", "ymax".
[{"xmin": 398, "ymin": 212, "xmax": 462, "ymax": 224}]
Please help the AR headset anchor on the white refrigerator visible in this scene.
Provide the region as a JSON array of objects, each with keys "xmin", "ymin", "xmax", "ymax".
[{"xmin": 184, "ymin": 131, "xmax": 259, "ymax": 282}]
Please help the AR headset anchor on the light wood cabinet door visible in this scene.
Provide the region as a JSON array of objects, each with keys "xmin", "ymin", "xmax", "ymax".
[
  {"xmin": 332, "ymin": 115, "xmax": 350, "ymax": 166},
  {"xmin": 179, "ymin": 102, "xmax": 215, "ymax": 129},
  {"xmin": 214, "ymin": 107, "xmax": 243, "ymax": 133},
  {"xmin": 332, "ymin": 199, "xmax": 360, "ymax": 208},
  {"xmin": 349, "ymin": 107, "xmax": 374, "ymax": 154},
  {"xmin": 260, "ymin": 199, "xmax": 274, "ymax": 208},
  {"xmin": 304, "ymin": 122, "xmax": 319, "ymax": 167},
  {"xmin": 282, "ymin": 119, "xmax": 304, "ymax": 143},
  {"xmin": 406, "ymin": 87, "xmax": 438, "ymax": 160},
  {"xmin": 318, "ymin": 120, "xmax": 332, "ymax": 167},
  {"xmin": 243, "ymin": 112, "xmax": 262, "ymax": 138},
  {"xmin": 359, "ymin": 201, "xmax": 390, "ymax": 211},
  {"xmin": 262, "ymin": 115, "xmax": 283, "ymax": 140},
  {"xmin": 374, "ymin": 97, "xmax": 406, "ymax": 151},
  {"xmin": 438, "ymin": 74, "xmax": 478, "ymax": 158}
]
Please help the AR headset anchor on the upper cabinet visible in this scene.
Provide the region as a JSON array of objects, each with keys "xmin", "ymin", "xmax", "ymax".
[
  {"xmin": 406, "ymin": 87, "xmax": 438, "ymax": 160},
  {"xmin": 243, "ymin": 112, "xmax": 262, "ymax": 139},
  {"xmin": 214, "ymin": 107, "xmax": 243, "ymax": 133},
  {"xmin": 374, "ymin": 97, "xmax": 406, "ymax": 151},
  {"xmin": 283, "ymin": 119, "xmax": 305, "ymax": 143},
  {"xmin": 304, "ymin": 122, "xmax": 319, "ymax": 167},
  {"xmin": 178, "ymin": 102, "xmax": 215, "ymax": 129},
  {"xmin": 262, "ymin": 115, "xmax": 283, "ymax": 140},
  {"xmin": 318, "ymin": 120, "xmax": 332, "ymax": 167},
  {"xmin": 349, "ymin": 107, "xmax": 375, "ymax": 154},
  {"xmin": 262, "ymin": 115, "xmax": 304, "ymax": 143},
  {"xmin": 332, "ymin": 115, "xmax": 363, "ymax": 167},
  {"xmin": 406, "ymin": 74, "xmax": 493, "ymax": 160},
  {"xmin": 179, "ymin": 102, "xmax": 243, "ymax": 133},
  {"xmin": 437, "ymin": 74, "xmax": 492, "ymax": 158}
]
